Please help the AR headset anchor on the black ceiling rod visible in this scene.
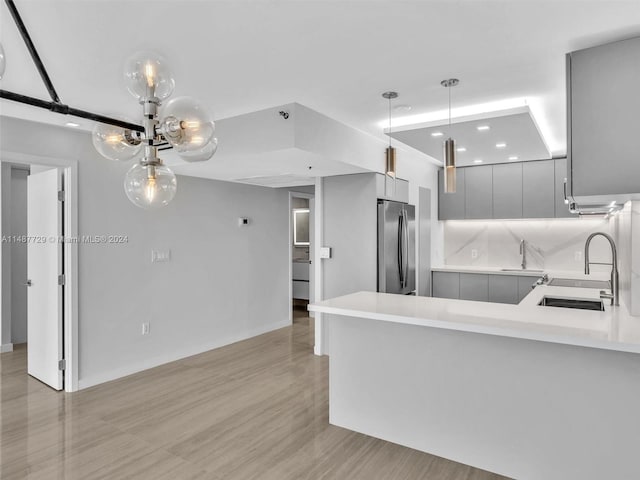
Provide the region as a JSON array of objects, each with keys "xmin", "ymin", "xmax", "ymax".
[
  {"xmin": 4, "ymin": 0, "xmax": 61, "ymax": 104},
  {"xmin": 1, "ymin": 0, "xmax": 147, "ymax": 134},
  {"xmin": 0, "ymin": 89, "xmax": 146, "ymax": 133}
]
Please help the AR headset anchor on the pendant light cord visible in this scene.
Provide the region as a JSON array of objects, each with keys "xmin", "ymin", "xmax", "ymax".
[
  {"xmin": 448, "ymin": 85, "xmax": 452, "ymax": 129},
  {"xmin": 388, "ymin": 96, "xmax": 392, "ymax": 148}
]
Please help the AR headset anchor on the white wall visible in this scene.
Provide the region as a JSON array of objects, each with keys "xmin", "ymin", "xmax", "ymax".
[{"xmin": 1, "ymin": 116, "xmax": 291, "ymax": 388}]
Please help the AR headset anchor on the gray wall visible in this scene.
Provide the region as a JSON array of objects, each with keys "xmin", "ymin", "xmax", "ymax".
[
  {"xmin": 10, "ymin": 167, "xmax": 28, "ymax": 344},
  {"xmin": 1, "ymin": 116, "xmax": 290, "ymax": 387},
  {"xmin": 0, "ymin": 163, "xmax": 11, "ymax": 349},
  {"xmin": 322, "ymin": 173, "xmax": 377, "ymax": 300}
]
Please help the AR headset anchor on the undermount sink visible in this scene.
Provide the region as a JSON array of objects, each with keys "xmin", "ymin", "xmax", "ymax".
[
  {"xmin": 500, "ymin": 268, "xmax": 544, "ymax": 273},
  {"xmin": 538, "ymin": 296, "xmax": 605, "ymax": 311},
  {"xmin": 547, "ymin": 278, "xmax": 610, "ymax": 289}
]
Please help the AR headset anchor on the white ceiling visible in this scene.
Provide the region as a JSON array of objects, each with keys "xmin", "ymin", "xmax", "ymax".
[
  {"xmin": 389, "ymin": 106, "xmax": 551, "ymax": 166},
  {"xmin": 1, "ymin": 0, "xmax": 640, "ymax": 160}
]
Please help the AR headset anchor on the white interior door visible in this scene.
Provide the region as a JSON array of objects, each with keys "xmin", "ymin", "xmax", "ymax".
[{"xmin": 27, "ymin": 168, "xmax": 63, "ymax": 390}]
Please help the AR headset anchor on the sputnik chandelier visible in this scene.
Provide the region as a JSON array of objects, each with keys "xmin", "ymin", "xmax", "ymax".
[{"xmin": 0, "ymin": 0, "xmax": 217, "ymax": 209}]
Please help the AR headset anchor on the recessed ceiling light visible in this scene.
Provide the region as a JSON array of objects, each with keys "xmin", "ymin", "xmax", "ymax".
[
  {"xmin": 393, "ymin": 104, "xmax": 412, "ymax": 113},
  {"xmin": 474, "ymin": 159, "xmax": 483, "ymax": 164},
  {"xmin": 508, "ymin": 155, "xmax": 519, "ymax": 161},
  {"xmin": 65, "ymin": 122, "xmax": 81, "ymax": 127},
  {"xmin": 477, "ymin": 125, "xmax": 490, "ymax": 131},
  {"xmin": 456, "ymin": 147, "xmax": 466, "ymax": 152},
  {"xmin": 495, "ymin": 142, "xmax": 507, "ymax": 148},
  {"xmin": 431, "ymin": 131, "xmax": 444, "ymax": 137}
]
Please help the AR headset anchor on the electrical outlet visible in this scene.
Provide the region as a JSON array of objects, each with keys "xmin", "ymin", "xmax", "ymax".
[
  {"xmin": 471, "ymin": 249, "xmax": 478, "ymax": 259},
  {"xmin": 141, "ymin": 322, "xmax": 150, "ymax": 335},
  {"xmin": 574, "ymin": 251, "xmax": 582, "ymax": 261},
  {"xmin": 152, "ymin": 249, "xmax": 171, "ymax": 263}
]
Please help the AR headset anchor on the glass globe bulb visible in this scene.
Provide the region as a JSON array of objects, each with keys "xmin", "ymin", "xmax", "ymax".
[
  {"xmin": 123, "ymin": 51, "xmax": 175, "ymax": 101},
  {"xmin": 161, "ymin": 96, "xmax": 215, "ymax": 153},
  {"xmin": 92, "ymin": 122, "xmax": 142, "ymax": 161},
  {"xmin": 178, "ymin": 137, "xmax": 218, "ymax": 163},
  {"xmin": 124, "ymin": 163, "xmax": 177, "ymax": 209},
  {"xmin": 0, "ymin": 43, "xmax": 6, "ymax": 80}
]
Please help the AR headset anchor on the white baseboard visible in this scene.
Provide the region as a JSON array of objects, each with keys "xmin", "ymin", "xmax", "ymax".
[
  {"xmin": 1, "ymin": 343, "xmax": 14, "ymax": 353},
  {"xmin": 78, "ymin": 320, "xmax": 290, "ymax": 390}
]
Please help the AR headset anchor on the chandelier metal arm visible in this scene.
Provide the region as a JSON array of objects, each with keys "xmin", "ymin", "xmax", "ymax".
[
  {"xmin": 1, "ymin": 0, "xmax": 146, "ymax": 134},
  {"xmin": 0, "ymin": 89, "xmax": 145, "ymax": 133},
  {"xmin": 5, "ymin": 0, "xmax": 60, "ymax": 103}
]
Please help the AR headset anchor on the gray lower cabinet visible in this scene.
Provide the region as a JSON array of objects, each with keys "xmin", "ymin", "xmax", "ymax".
[
  {"xmin": 523, "ymin": 160, "xmax": 555, "ymax": 218},
  {"xmin": 432, "ymin": 271, "xmax": 540, "ymax": 304},
  {"xmin": 432, "ymin": 271, "xmax": 459, "ymax": 299},
  {"xmin": 493, "ymin": 163, "xmax": 523, "ymax": 219},
  {"xmin": 554, "ymin": 158, "xmax": 576, "ymax": 218},
  {"xmin": 459, "ymin": 273, "xmax": 489, "ymax": 302},
  {"xmin": 438, "ymin": 168, "xmax": 465, "ymax": 220},
  {"xmin": 518, "ymin": 276, "xmax": 537, "ymax": 302},
  {"xmin": 488, "ymin": 275, "xmax": 519, "ymax": 304},
  {"xmin": 465, "ymin": 166, "xmax": 493, "ymax": 219}
]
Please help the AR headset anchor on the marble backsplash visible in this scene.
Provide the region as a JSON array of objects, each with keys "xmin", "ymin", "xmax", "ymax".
[{"xmin": 443, "ymin": 217, "xmax": 614, "ymax": 273}]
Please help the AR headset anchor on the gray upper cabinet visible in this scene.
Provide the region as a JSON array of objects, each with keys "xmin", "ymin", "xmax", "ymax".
[
  {"xmin": 568, "ymin": 36, "xmax": 640, "ymax": 199},
  {"xmin": 465, "ymin": 166, "xmax": 493, "ymax": 219},
  {"xmin": 438, "ymin": 169, "xmax": 465, "ymax": 220},
  {"xmin": 459, "ymin": 273, "xmax": 489, "ymax": 302},
  {"xmin": 493, "ymin": 163, "xmax": 523, "ymax": 219},
  {"xmin": 376, "ymin": 173, "xmax": 409, "ymax": 203},
  {"xmin": 439, "ymin": 159, "xmax": 577, "ymax": 220},
  {"xmin": 554, "ymin": 158, "xmax": 575, "ymax": 218},
  {"xmin": 523, "ymin": 160, "xmax": 555, "ymax": 218}
]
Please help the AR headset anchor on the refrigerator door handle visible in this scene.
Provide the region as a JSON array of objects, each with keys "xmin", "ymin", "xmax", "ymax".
[
  {"xmin": 402, "ymin": 208, "xmax": 409, "ymax": 289},
  {"xmin": 397, "ymin": 213, "xmax": 404, "ymax": 287}
]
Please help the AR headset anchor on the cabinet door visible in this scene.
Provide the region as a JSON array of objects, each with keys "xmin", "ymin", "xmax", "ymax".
[
  {"xmin": 465, "ymin": 166, "xmax": 493, "ymax": 219},
  {"xmin": 438, "ymin": 168, "xmax": 465, "ymax": 220},
  {"xmin": 569, "ymin": 37, "xmax": 640, "ymax": 197},
  {"xmin": 517, "ymin": 276, "xmax": 537, "ymax": 303},
  {"xmin": 488, "ymin": 275, "xmax": 519, "ymax": 304},
  {"xmin": 523, "ymin": 160, "xmax": 555, "ymax": 218},
  {"xmin": 554, "ymin": 158, "xmax": 576, "ymax": 218},
  {"xmin": 493, "ymin": 163, "xmax": 523, "ymax": 219},
  {"xmin": 432, "ymin": 271, "xmax": 459, "ymax": 299},
  {"xmin": 459, "ymin": 273, "xmax": 489, "ymax": 302}
]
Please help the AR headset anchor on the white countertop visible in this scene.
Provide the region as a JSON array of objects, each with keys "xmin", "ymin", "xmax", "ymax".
[{"xmin": 309, "ymin": 285, "xmax": 640, "ymax": 355}]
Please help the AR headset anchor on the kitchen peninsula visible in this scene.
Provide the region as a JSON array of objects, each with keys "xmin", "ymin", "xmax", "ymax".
[{"xmin": 309, "ymin": 288, "xmax": 640, "ymax": 480}]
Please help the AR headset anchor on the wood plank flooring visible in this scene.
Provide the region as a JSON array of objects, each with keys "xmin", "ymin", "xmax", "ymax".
[{"xmin": 0, "ymin": 312, "xmax": 509, "ymax": 480}]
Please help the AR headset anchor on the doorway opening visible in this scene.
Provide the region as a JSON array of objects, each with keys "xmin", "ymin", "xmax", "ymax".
[
  {"xmin": 289, "ymin": 191, "xmax": 315, "ymax": 341},
  {"xmin": 0, "ymin": 154, "xmax": 78, "ymax": 392}
]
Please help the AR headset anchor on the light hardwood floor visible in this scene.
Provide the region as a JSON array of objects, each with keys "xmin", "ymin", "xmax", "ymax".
[{"xmin": 0, "ymin": 311, "xmax": 509, "ymax": 480}]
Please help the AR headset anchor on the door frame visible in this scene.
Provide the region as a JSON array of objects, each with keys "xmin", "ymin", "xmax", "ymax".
[
  {"xmin": 288, "ymin": 191, "xmax": 314, "ymax": 324},
  {"xmin": 0, "ymin": 151, "xmax": 79, "ymax": 392}
]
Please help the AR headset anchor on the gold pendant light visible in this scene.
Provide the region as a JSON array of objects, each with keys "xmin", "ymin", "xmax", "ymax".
[
  {"xmin": 441, "ymin": 78, "xmax": 459, "ymax": 193},
  {"xmin": 382, "ymin": 91, "xmax": 398, "ymax": 196}
]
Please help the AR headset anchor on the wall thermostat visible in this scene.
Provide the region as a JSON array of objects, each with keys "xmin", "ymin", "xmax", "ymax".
[{"xmin": 238, "ymin": 217, "xmax": 250, "ymax": 227}]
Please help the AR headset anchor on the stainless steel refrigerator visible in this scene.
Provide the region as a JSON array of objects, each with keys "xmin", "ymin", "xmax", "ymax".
[{"xmin": 377, "ymin": 200, "xmax": 415, "ymax": 295}]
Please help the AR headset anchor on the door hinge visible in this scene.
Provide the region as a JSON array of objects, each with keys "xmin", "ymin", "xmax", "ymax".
[
  {"xmin": 58, "ymin": 190, "xmax": 65, "ymax": 202},
  {"xmin": 58, "ymin": 359, "xmax": 66, "ymax": 371},
  {"xmin": 58, "ymin": 274, "xmax": 65, "ymax": 286}
]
